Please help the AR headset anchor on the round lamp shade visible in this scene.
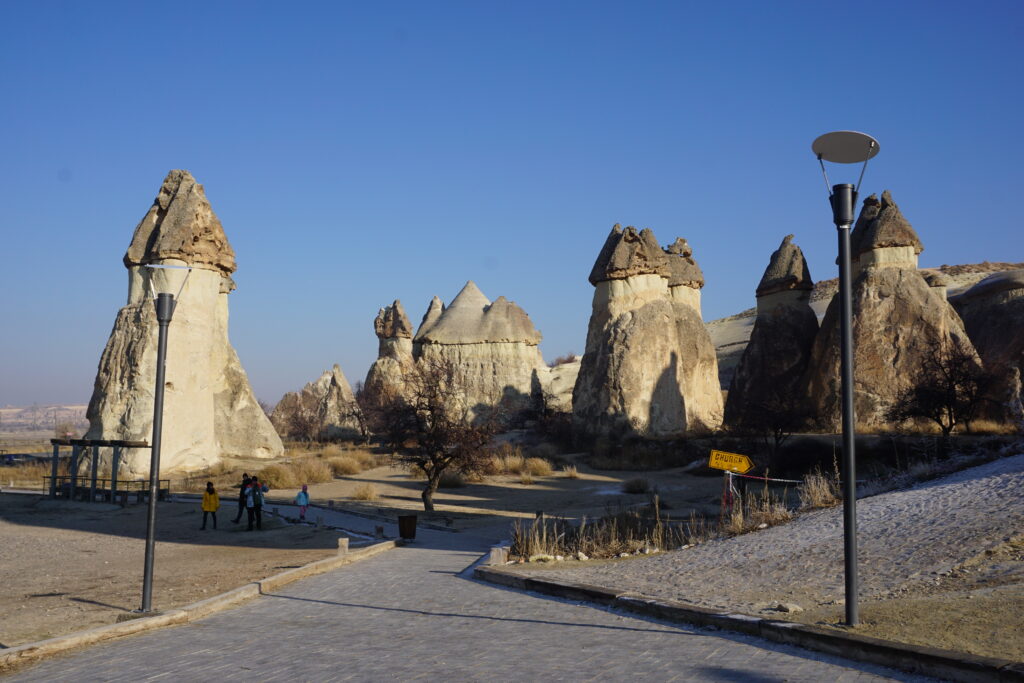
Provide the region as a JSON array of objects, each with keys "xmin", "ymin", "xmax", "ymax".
[{"xmin": 812, "ymin": 131, "xmax": 880, "ymax": 163}]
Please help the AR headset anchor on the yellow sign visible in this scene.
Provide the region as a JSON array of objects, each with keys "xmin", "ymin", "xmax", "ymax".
[{"xmin": 708, "ymin": 450, "xmax": 754, "ymax": 474}]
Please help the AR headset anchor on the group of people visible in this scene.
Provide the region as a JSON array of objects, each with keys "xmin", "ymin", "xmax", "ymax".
[{"xmin": 199, "ymin": 474, "xmax": 312, "ymax": 531}]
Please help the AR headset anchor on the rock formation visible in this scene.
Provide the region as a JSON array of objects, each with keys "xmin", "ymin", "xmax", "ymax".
[
  {"xmin": 86, "ymin": 170, "xmax": 283, "ymax": 474},
  {"xmin": 413, "ymin": 282, "xmax": 546, "ymax": 420},
  {"xmin": 724, "ymin": 235, "xmax": 819, "ymax": 427},
  {"xmin": 272, "ymin": 365, "xmax": 366, "ymax": 441},
  {"xmin": 951, "ymin": 269, "xmax": 1024, "ymax": 419},
  {"xmin": 573, "ymin": 225, "xmax": 723, "ymax": 439},
  {"xmin": 362, "ymin": 300, "xmax": 416, "ymax": 408},
  {"xmin": 805, "ymin": 191, "xmax": 978, "ymax": 430}
]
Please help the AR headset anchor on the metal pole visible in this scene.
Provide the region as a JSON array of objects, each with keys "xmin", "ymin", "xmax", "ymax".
[
  {"xmin": 49, "ymin": 442, "xmax": 60, "ymax": 498},
  {"xmin": 111, "ymin": 445, "xmax": 120, "ymax": 502},
  {"xmin": 141, "ymin": 293, "xmax": 175, "ymax": 613},
  {"xmin": 69, "ymin": 444, "xmax": 80, "ymax": 500},
  {"xmin": 832, "ymin": 183, "xmax": 859, "ymax": 626},
  {"xmin": 89, "ymin": 444, "xmax": 100, "ymax": 503}
]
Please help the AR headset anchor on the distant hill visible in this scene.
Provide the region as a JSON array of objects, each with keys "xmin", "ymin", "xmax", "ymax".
[
  {"xmin": 706, "ymin": 261, "xmax": 1024, "ymax": 390},
  {"xmin": 0, "ymin": 404, "xmax": 88, "ymax": 434}
]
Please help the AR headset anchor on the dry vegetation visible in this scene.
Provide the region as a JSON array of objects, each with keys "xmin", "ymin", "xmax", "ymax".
[{"xmin": 352, "ymin": 482, "xmax": 379, "ymax": 501}]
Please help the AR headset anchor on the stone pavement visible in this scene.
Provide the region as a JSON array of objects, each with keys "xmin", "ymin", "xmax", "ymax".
[{"xmin": 6, "ymin": 510, "xmax": 933, "ymax": 682}]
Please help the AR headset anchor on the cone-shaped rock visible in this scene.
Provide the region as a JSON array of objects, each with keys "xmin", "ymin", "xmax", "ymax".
[
  {"xmin": 725, "ymin": 235, "xmax": 819, "ymax": 428},
  {"xmin": 951, "ymin": 270, "xmax": 1024, "ymax": 420},
  {"xmin": 574, "ymin": 225, "xmax": 722, "ymax": 439},
  {"xmin": 363, "ymin": 300, "xmax": 416, "ymax": 409},
  {"xmin": 86, "ymin": 170, "xmax": 282, "ymax": 474},
  {"xmin": 414, "ymin": 282, "xmax": 545, "ymax": 421},
  {"xmin": 806, "ymin": 191, "xmax": 979, "ymax": 429},
  {"xmin": 272, "ymin": 365, "xmax": 366, "ymax": 441}
]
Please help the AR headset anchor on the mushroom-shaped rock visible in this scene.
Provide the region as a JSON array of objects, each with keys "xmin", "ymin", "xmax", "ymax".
[
  {"xmin": 575, "ymin": 225, "xmax": 722, "ymax": 438},
  {"xmin": 588, "ymin": 225, "xmax": 669, "ymax": 285},
  {"xmin": 851, "ymin": 191, "xmax": 924, "ymax": 269},
  {"xmin": 124, "ymin": 170, "xmax": 236, "ymax": 275},
  {"xmin": 756, "ymin": 235, "xmax": 813, "ymax": 297},
  {"xmin": 86, "ymin": 171, "xmax": 282, "ymax": 475},
  {"xmin": 375, "ymin": 300, "xmax": 413, "ymax": 339},
  {"xmin": 725, "ymin": 235, "xmax": 818, "ymax": 429},
  {"xmin": 479, "ymin": 296, "xmax": 543, "ymax": 345}
]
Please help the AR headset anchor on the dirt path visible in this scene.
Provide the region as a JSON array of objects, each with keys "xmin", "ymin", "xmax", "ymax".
[{"xmin": 0, "ymin": 494, "xmax": 350, "ymax": 647}]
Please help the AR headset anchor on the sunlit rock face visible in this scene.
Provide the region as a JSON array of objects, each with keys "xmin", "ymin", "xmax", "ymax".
[
  {"xmin": 86, "ymin": 170, "xmax": 283, "ymax": 474},
  {"xmin": 413, "ymin": 281, "xmax": 547, "ymax": 420},
  {"xmin": 806, "ymin": 191, "xmax": 979, "ymax": 430},
  {"xmin": 724, "ymin": 235, "xmax": 819, "ymax": 427},
  {"xmin": 272, "ymin": 365, "xmax": 366, "ymax": 441},
  {"xmin": 362, "ymin": 300, "xmax": 416, "ymax": 409},
  {"xmin": 951, "ymin": 269, "xmax": 1024, "ymax": 420},
  {"xmin": 573, "ymin": 225, "xmax": 723, "ymax": 439}
]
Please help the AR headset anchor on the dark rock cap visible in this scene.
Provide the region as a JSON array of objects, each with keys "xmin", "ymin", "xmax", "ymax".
[
  {"xmin": 756, "ymin": 235, "xmax": 813, "ymax": 296},
  {"xmin": 664, "ymin": 237, "xmax": 705, "ymax": 289},
  {"xmin": 374, "ymin": 300, "xmax": 413, "ymax": 339},
  {"xmin": 850, "ymin": 190, "xmax": 923, "ymax": 258},
  {"xmin": 588, "ymin": 224, "xmax": 669, "ymax": 285},
  {"xmin": 124, "ymin": 170, "xmax": 236, "ymax": 274}
]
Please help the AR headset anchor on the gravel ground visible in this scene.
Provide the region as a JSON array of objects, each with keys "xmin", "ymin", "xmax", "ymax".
[{"xmin": 515, "ymin": 453, "xmax": 1024, "ymax": 659}]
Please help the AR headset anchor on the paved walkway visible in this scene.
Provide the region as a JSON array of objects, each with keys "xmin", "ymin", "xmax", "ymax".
[{"xmin": 7, "ymin": 509, "xmax": 932, "ymax": 682}]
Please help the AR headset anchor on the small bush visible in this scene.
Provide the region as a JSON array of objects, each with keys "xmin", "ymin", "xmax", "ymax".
[
  {"xmin": 439, "ymin": 471, "xmax": 466, "ymax": 488},
  {"xmin": 258, "ymin": 464, "xmax": 297, "ymax": 489},
  {"xmin": 525, "ymin": 457, "xmax": 553, "ymax": 477},
  {"xmin": 519, "ymin": 471, "xmax": 535, "ymax": 485},
  {"xmin": 321, "ymin": 444, "xmax": 345, "ymax": 458},
  {"xmin": 480, "ymin": 455, "xmax": 504, "ymax": 475},
  {"xmin": 621, "ymin": 477, "xmax": 650, "ymax": 494},
  {"xmin": 503, "ymin": 452, "xmax": 527, "ymax": 474},
  {"xmin": 798, "ymin": 469, "xmax": 841, "ymax": 510},
  {"xmin": 562, "ymin": 465, "xmax": 579, "ymax": 479},
  {"xmin": 328, "ymin": 455, "xmax": 363, "ymax": 476},
  {"xmin": 352, "ymin": 483, "xmax": 378, "ymax": 501},
  {"xmin": 294, "ymin": 458, "xmax": 333, "ymax": 484}
]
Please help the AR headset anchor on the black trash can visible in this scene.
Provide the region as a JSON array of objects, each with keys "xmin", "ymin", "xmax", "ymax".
[{"xmin": 398, "ymin": 514, "xmax": 417, "ymax": 540}]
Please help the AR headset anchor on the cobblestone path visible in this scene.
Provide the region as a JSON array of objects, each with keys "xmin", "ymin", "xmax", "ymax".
[{"xmin": 7, "ymin": 512, "xmax": 931, "ymax": 682}]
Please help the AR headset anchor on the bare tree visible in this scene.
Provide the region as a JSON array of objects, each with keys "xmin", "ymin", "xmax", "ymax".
[
  {"xmin": 730, "ymin": 388, "xmax": 814, "ymax": 471},
  {"xmin": 886, "ymin": 337, "xmax": 998, "ymax": 440},
  {"xmin": 371, "ymin": 357, "xmax": 497, "ymax": 511}
]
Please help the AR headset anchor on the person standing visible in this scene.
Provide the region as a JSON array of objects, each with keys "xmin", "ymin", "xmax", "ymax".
[
  {"xmin": 246, "ymin": 476, "xmax": 268, "ymax": 531},
  {"xmin": 294, "ymin": 484, "xmax": 310, "ymax": 521},
  {"xmin": 200, "ymin": 481, "xmax": 220, "ymax": 530},
  {"xmin": 232, "ymin": 473, "xmax": 251, "ymax": 524}
]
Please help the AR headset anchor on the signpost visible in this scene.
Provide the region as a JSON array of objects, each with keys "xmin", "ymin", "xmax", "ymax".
[{"xmin": 708, "ymin": 449, "xmax": 754, "ymax": 474}]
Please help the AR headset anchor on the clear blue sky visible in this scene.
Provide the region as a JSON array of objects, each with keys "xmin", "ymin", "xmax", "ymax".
[{"xmin": 1, "ymin": 1, "xmax": 1021, "ymax": 407}]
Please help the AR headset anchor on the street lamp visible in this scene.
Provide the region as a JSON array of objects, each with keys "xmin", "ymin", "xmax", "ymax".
[
  {"xmin": 140, "ymin": 264, "xmax": 190, "ymax": 613},
  {"xmin": 811, "ymin": 130, "xmax": 880, "ymax": 627}
]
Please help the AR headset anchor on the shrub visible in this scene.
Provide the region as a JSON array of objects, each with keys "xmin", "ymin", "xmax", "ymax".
[
  {"xmin": 328, "ymin": 455, "xmax": 363, "ymax": 476},
  {"xmin": 621, "ymin": 477, "xmax": 650, "ymax": 494},
  {"xmin": 439, "ymin": 471, "xmax": 466, "ymax": 488},
  {"xmin": 519, "ymin": 472, "xmax": 535, "ymax": 485},
  {"xmin": 525, "ymin": 457, "xmax": 553, "ymax": 477},
  {"xmin": 798, "ymin": 469, "xmax": 841, "ymax": 510},
  {"xmin": 258, "ymin": 464, "xmax": 297, "ymax": 489},
  {"xmin": 352, "ymin": 483, "xmax": 378, "ymax": 501},
  {"xmin": 480, "ymin": 455, "xmax": 504, "ymax": 475},
  {"xmin": 321, "ymin": 444, "xmax": 345, "ymax": 458},
  {"xmin": 293, "ymin": 458, "xmax": 333, "ymax": 484},
  {"xmin": 562, "ymin": 465, "xmax": 579, "ymax": 479},
  {"xmin": 503, "ymin": 452, "xmax": 527, "ymax": 475}
]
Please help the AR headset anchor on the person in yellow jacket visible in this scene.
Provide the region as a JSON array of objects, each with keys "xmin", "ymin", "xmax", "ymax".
[{"xmin": 201, "ymin": 481, "xmax": 220, "ymax": 530}]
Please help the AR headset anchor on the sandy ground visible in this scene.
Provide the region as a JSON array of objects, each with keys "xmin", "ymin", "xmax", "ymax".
[
  {"xmin": 512, "ymin": 454, "xmax": 1024, "ymax": 661},
  {"xmin": 0, "ymin": 494, "xmax": 352, "ymax": 647}
]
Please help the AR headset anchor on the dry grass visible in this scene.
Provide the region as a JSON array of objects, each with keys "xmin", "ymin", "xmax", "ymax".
[
  {"xmin": 562, "ymin": 465, "xmax": 579, "ymax": 479},
  {"xmin": 352, "ymin": 482, "xmax": 379, "ymax": 501},
  {"xmin": 1, "ymin": 462, "xmax": 53, "ymax": 488},
  {"xmin": 519, "ymin": 471, "xmax": 535, "ymax": 485},
  {"xmin": 722, "ymin": 484, "xmax": 793, "ymax": 535},
  {"xmin": 621, "ymin": 477, "xmax": 650, "ymax": 494},
  {"xmin": 798, "ymin": 469, "xmax": 841, "ymax": 510},
  {"xmin": 257, "ymin": 457, "xmax": 333, "ymax": 489},
  {"xmin": 503, "ymin": 453, "xmax": 527, "ymax": 474},
  {"xmin": 328, "ymin": 456, "xmax": 363, "ymax": 476},
  {"xmin": 524, "ymin": 457, "xmax": 553, "ymax": 477}
]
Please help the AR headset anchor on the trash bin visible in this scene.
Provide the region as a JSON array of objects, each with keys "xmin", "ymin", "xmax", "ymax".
[{"xmin": 398, "ymin": 514, "xmax": 417, "ymax": 540}]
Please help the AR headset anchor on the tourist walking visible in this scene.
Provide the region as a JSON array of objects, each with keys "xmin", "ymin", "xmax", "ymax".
[
  {"xmin": 200, "ymin": 481, "xmax": 220, "ymax": 530},
  {"xmin": 246, "ymin": 476, "xmax": 268, "ymax": 531},
  {"xmin": 294, "ymin": 484, "xmax": 310, "ymax": 521},
  {"xmin": 232, "ymin": 473, "xmax": 251, "ymax": 524}
]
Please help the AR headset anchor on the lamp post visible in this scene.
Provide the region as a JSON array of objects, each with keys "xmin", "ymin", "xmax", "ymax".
[
  {"xmin": 140, "ymin": 291, "xmax": 175, "ymax": 612},
  {"xmin": 811, "ymin": 130, "xmax": 880, "ymax": 627}
]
